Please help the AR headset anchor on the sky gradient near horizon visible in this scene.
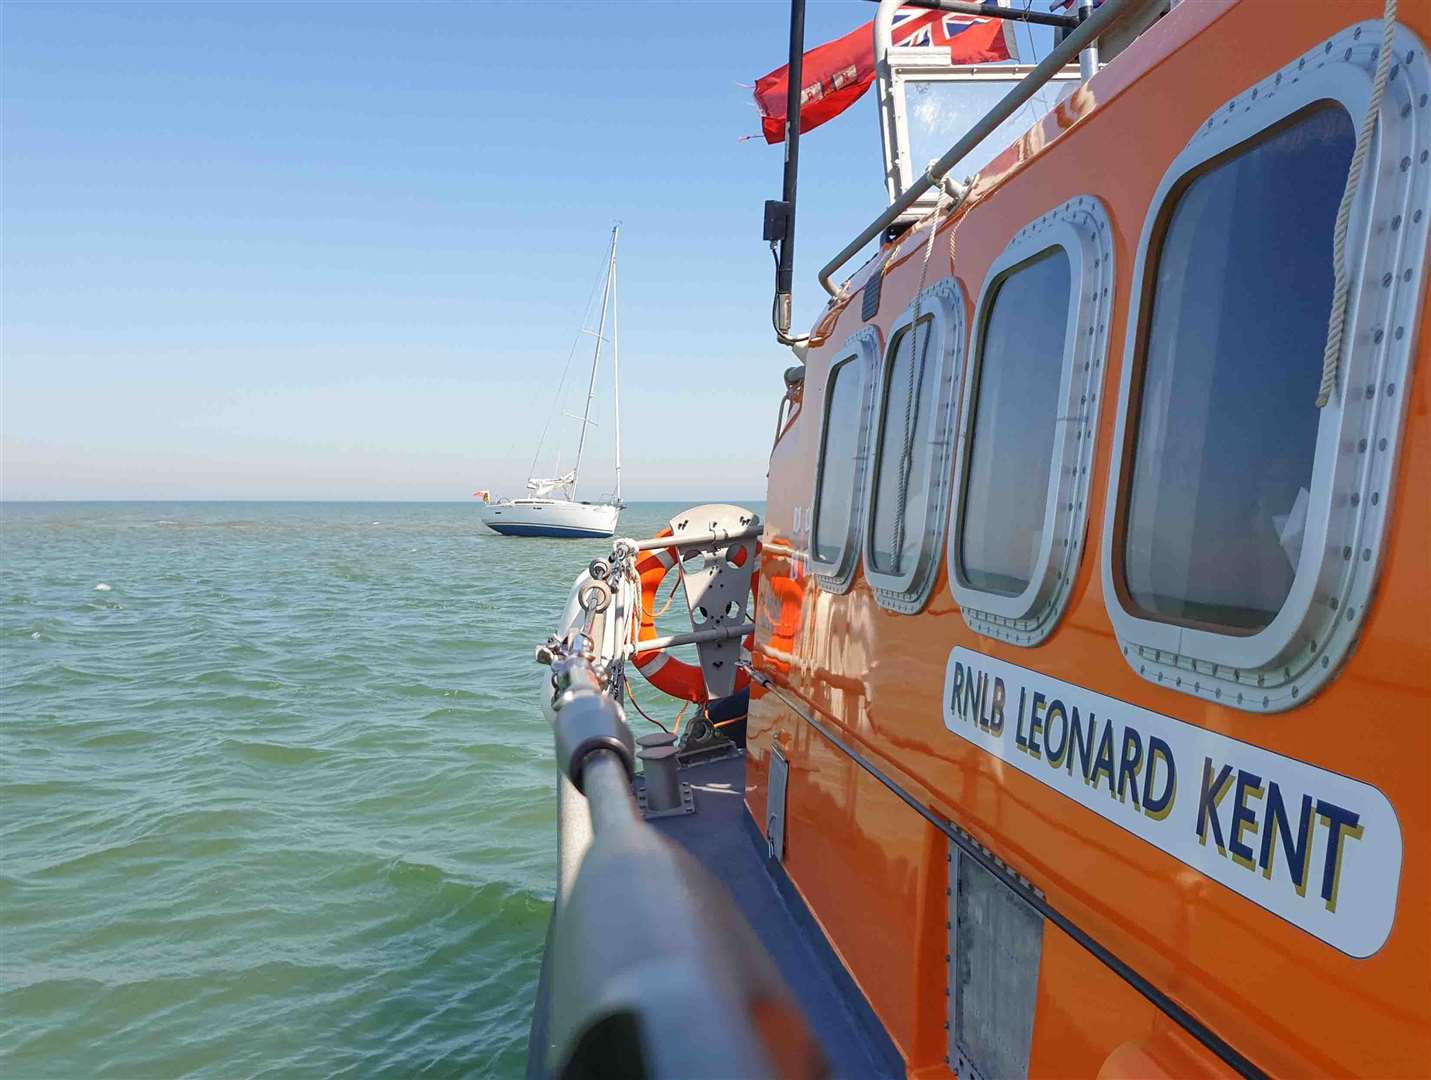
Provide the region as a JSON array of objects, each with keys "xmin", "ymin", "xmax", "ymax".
[{"xmin": 2, "ymin": 1, "xmax": 1053, "ymax": 501}]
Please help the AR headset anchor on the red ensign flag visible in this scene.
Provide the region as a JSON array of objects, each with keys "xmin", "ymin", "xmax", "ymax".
[
  {"xmin": 753, "ymin": 9, "xmax": 1013, "ymax": 144},
  {"xmin": 754, "ymin": 22, "xmax": 875, "ymax": 145}
]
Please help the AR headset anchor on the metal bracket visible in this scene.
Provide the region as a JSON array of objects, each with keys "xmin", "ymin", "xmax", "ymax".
[
  {"xmin": 766, "ymin": 748, "xmax": 790, "ymax": 861},
  {"xmin": 677, "ymin": 740, "xmax": 740, "ymax": 769},
  {"xmin": 636, "ymin": 780, "xmax": 695, "ymax": 819},
  {"xmin": 668, "ymin": 504, "xmax": 761, "ymax": 700},
  {"xmin": 675, "ymin": 712, "xmax": 741, "ymax": 768}
]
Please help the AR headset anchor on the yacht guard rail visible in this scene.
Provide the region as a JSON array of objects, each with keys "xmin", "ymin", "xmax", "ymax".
[{"xmin": 818, "ymin": 0, "xmax": 1136, "ymax": 295}]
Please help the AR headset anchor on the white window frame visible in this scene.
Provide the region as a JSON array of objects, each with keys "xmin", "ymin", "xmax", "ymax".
[
  {"xmin": 862, "ymin": 277, "xmax": 966, "ymax": 614},
  {"xmin": 809, "ymin": 328, "xmax": 882, "ymax": 594},
  {"xmin": 949, "ymin": 196, "xmax": 1114, "ymax": 646},
  {"xmin": 880, "ymin": 55, "xmax": 1080, "ymax": 224},
  {"xmin": 1100, "ymin": 22, "xmax": 1431, "ymax": 712}
]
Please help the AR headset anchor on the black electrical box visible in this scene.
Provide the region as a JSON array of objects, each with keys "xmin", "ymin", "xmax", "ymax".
[{"xmin": 763, "ymin": 199, "xmax": 790, "ymax": 243}]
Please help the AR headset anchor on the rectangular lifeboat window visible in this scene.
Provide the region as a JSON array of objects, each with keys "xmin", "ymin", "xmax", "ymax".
[
  {"xmin": 869, "ymin": 315, "xmax": 937, "ymax": 574},
  {"xmin": 958, "ymin": 248, "xmax": 1071, "ymax": 595},
  {"xmin": 1099, "ymin": 27, "xmax": 1431, "ymax": 713},
  {"xmin": 948, "ymin": 194, "xmax": 1113, "ymax": 647},
  {"xmin": 1120, "ymin": 104, "xmax": 1353, "ymax": 634},
  {"xmin": 864, "ymin": 278, "xmax": 964, "ymax": 614},
  {"xmin": 811, "ymin": 355, "xmax": 863, "ymax": 565}
]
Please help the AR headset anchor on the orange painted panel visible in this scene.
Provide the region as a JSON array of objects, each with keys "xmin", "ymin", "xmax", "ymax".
[{"xmin": 748, "ymin": 0, "xmax": 1431, "ymax": 1075}]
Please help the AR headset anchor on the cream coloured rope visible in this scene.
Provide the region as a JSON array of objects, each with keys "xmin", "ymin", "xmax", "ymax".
[
  {"xmin": 1318, "ymin": 0, "xmax": 1398, "ymax": 407},
  {"xmin": 891, "ymin": 192, "xmax": 956, "ymax": 565}
]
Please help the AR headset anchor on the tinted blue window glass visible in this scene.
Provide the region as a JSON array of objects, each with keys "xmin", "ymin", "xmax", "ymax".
[
  {"xmin": 959, "ymin": 248, "xmax": 1072, "ymax": 595},
  {"xmin": 1123, "ymin": 105, "xmax": 1354, "ymax": 632},
  {"xmin": 812, "ymin": 356, "xmax": 863, "ymax": 564},
  {"xmin": 870, "ymin": 317, "xmax": 937, "ymax": 574}
]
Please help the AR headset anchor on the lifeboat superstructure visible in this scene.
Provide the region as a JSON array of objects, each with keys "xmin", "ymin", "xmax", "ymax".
[{"xmin": 526, "ymin": 1, "xmax": 1431, "ymax": 1076}]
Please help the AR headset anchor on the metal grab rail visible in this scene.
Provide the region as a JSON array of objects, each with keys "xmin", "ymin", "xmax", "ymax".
[
  {"xmin": 616, "ymin": 523, "xmax": 763, "ymax": 555},
  {"xmin": 543, "ymin": 743, "xmax": 820, "ymax": 1078},
  {"xmin": 818, "ymin": 0, "xmax": 1135, "ymax": 296},
  {"xmin": 637, "ymin": 621, "xmax": 758, "ymax": 653},
  {"xmin": 530, "ymin": 600, "xmax": 824, "ymax": 1079}
]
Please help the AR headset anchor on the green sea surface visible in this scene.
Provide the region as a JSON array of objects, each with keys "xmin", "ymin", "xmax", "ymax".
[{"xmin": 0, "ymin": 501, "xmax": 724, "ymax": 1077}]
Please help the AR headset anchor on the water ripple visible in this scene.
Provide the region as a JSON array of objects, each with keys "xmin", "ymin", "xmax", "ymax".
[{"xmin": 0, "ymin": 501, "xmax": 706, "ymax": 1078}]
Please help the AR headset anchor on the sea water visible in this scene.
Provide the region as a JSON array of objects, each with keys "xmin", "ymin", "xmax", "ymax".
[{"xmin": 0, "ymin": 501, "xmax": 731, "ymax": 1077}]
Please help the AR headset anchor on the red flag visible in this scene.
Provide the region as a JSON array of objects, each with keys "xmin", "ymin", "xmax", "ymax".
[
  {"xmin": 753, "ymin": 9, "xmax": 1013, "ymax": 145},
  {"xmin": 754, "ymin": 22, "xmax": 876, "ymax": 145},
  {"xmin": 944, "ymin": 17, "xmax": 1013, "ymax": 63}
]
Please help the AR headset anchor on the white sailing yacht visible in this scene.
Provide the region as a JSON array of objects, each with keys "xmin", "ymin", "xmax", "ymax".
[{"xmin": 479, "ymin": 226, "xmax": 625, "ymax": 539}]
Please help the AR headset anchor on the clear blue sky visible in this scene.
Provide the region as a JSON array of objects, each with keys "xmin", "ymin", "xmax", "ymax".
[{"xmin": 2, "ymin": 1, "xmax": 1050, "ymax": 501}]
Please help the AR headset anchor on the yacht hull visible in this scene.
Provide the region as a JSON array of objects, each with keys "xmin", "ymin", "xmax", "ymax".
[{"xmin": 478, "ymin": 499, "xmax": 620, "ymax": 539}]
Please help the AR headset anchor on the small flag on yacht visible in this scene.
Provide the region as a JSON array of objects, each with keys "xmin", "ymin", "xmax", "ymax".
[
  {"xmin": 473, "ymin": 490, "xmax": 491, "ymax": 502},
  {"xmin": 752, "ymin": 6, "xmax": 1015, "ymax": 144}
]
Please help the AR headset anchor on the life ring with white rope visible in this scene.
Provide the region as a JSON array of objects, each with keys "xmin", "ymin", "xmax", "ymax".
[{"xmin": 631, "ymin": 527, "xmax": 757, "ymax": 703}]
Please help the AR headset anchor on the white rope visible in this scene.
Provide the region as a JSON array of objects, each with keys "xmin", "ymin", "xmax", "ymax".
[
  {"xmin": 618, "ymin": 556, "xmax": 642, "ymax": 656},
  {"xmin": 891, "ymin": 193, "xmax": 955, "ymax": 565},
  {"xmin": 1318, "ymin": 0, "xmax": 1398, "ymax": 408},
  {"xmin": 618, "ymin": 543, "xmax": 688, "ymax": 656}
]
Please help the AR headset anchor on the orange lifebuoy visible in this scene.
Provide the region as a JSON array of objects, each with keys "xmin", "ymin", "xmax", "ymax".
[{"xmin": 631, "ymin": 527, "xmax": 757, "ymax": 703}]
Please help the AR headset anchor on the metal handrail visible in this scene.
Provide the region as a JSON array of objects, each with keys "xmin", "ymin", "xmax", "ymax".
[
  {"xmin": 533, "ymin": 615, "xmax": 823, "ymax": 1078},
  {"xmin": 637, "ymin": 622, "xmax": 757, "ymax": 653},
  {"xmin": 618, "ymin": 524, "xmax": 764, "ymax": 554},
  {"xmin": 818, "ymin": 0, "xmax": 1135, "ymax": 296}
]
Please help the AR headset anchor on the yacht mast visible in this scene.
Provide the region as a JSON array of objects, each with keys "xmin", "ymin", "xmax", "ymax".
[
  {"xmin": 571, "ymin": 224, "xmax": 617, "ymax": 502},
  {"xmin": 611, "ymin": 229, "xmax": 623, "ymax": 506}
]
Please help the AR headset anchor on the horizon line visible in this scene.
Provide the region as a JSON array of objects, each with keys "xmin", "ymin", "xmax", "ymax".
[{"xmin": 0, "ymin": 496, "xmax": 768, "ymax": 504}]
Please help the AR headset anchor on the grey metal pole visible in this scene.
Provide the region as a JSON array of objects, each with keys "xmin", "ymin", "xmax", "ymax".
[
  {"xmin": 637, "ymin": 623, "xmax": 757, "ymax": 653},
  {"xmin": 621, "ymin": 524, "xmax": 763, "ymax": 553},
  {"xmin": 773, "ymin": 0, "xmax": 807, "ymax": 338},
  {"xmin": 1078, "ymin": 0, "xmax": 1100, "ymax": 80},
  {"xmin": 580, "ymin": 748, "xmax": 643, "ymax": 835}
]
